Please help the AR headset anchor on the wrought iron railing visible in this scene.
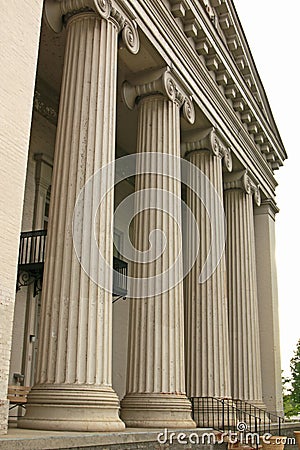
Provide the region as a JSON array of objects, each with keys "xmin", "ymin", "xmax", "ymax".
[
  {"xmin": 190, "ymin": 397, "xmax": 283, "ymax": 436},
  {"xmin": 113, "ymin": 257, "xmax": 128, "ymax": 298},
  {"xmin": 232, "ymin": 399, "xmax": 283, "ymax": 435},
  {"xmin": 17, "ymin": 230, "xmax": 47, "ymax": 296},
  {"xmin": 191, "ymin": 397, "xmax": 260, "ymax": 433},
  {"xmin": 18, "ymin": 230, "xmax": 47, "ymax": 268},
  {"xmin": 17, "ymin": 230, "xmax": 128, "ymax": 298}
]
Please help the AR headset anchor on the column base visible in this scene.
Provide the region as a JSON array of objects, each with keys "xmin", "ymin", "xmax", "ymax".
[
  {"xmin": 18, "ymin": 384, "xmax": 125, "ymax": 432},
  {"xmin": 120, "ymin": 393, "xmax": 196, "ymax": 428}
]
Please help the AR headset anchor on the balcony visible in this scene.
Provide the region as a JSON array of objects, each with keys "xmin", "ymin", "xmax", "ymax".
[
  {"xmin": 17, "ymin": 230, "xmax": 128, "ymax": 298},
  {"xmin": 112, "ymin": 257, "xmax": 128, "ymax": 298},
  {"xmin": 17, "ymin": 230, "xmax": 46, "ymax": 296}
]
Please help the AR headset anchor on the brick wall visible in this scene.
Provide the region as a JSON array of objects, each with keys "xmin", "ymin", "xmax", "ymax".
[{"xmin": 0, "ymin": 1, "xmax": 43, "ymax": 434}]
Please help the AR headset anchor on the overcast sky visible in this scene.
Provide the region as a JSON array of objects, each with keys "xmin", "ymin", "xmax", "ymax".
[{"xmin": 233, "ymin": 0, "xmax": 300, "ymax": 376}]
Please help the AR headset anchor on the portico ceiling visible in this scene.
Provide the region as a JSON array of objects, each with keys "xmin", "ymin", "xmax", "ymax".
[{"xmin": 36, "ymin": 13, "xmax": 212, "ymax": 156}]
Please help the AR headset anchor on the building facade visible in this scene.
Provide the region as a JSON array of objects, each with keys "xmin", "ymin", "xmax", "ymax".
[{"xmin": 0, "ymin": 0, "xmax": 285, "ymax": 435}]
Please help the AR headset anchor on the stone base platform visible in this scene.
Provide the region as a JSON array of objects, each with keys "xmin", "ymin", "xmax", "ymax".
[{"xmin": 0, "ymin": 427, "xmax": 214, "ymax": 450}]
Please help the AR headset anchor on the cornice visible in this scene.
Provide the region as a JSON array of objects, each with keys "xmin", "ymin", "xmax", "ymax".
[
  {"xmin": 225, "ymin": 0, "xmax": 285, "ymax": 152},
  {"xmin": 153, "ymin": 0, "xmax": 285, "ymax": 173},
  {"xmin": 122, "ymin": 67, "xmax": 195, "ymax": 124},
  {"xmin": 125, "ymin": 0, "xmax": 278, "ymax": 199},
  {"xmin": 168, "ymin": 0, "xmax": 285, "ymax": 169},
  {"xmin": 199, "ymin": 0, "xmax": 266, "ymax": 113},
  {"xmin": 181, "ymin": 127, "xmax": 232, "ymax": 171},
  {"xmin": 224, "ymin": 170, "xmax": 261, "ymax": 206}
]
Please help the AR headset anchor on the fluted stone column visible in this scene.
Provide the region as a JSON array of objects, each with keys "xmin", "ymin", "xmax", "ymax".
[
  {"xmin": 224, "ymin": 171, "xmax": 264, "ymax": 409},
  {"xmin": 254, "ymin": 199, "xmax": 283, "ymax": 417},
  {"xmin": 19, "ymin": 0, "xmax": 139, "ymax": 431},
  {"xmin": 182, "ymin": 129, "xmax": 232, "ymax": 400},
  {"xmin": 120, "ymin": 69, "xmax": 196, "ymax": 428}
]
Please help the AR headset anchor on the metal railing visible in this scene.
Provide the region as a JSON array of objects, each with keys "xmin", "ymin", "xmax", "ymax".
[
  {"xmin": 113, "ymin": 257, "xmax": 128, "ymax": 298},
  {"xmin": 17, "ymin": 230, "xmax": 47, "ymax": 296},
  {"xmin": 190, "ymin": 397, "xmax": 260, "ymax": 433},
  {"xmin": 233, "ymin": 399, "xmax": 283, "ymax": 436},
  {"xmin": 17, "ymin": 230, "xmax": 128, "ymax": 299},
  {"xmin": 190, "ymin": 396, "xmax": 283, "ymax": 436},
  {"xmin": 18, "ymin": 230, "xmax": 47, "ymax": 269}
]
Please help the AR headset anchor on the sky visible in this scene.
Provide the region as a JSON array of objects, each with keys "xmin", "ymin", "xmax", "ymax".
[{"xmin": 233, "ymin": 0, "xmax": 300, "ymax": 376}]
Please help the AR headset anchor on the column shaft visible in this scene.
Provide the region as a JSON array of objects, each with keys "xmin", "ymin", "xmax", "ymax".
[
  {"xmin": 224, "ymin": 175, "xmax": 264, "ymax": 407},
  {"xmin": 185, "ymin": 149, "xmax": 231, "ymax": 399},
  {"xmin": 19, "ymin": 12, "xmax": 124, "ymax": 431},
  {"xmin": 121, "ymin": 94, "xmax": 195, "ymax": 428},
  {"xmin": 254, "ymin": 201, "xmax": 283, "ymax": 416}
]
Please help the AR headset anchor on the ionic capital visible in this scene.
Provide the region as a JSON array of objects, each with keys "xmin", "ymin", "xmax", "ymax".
[
  {"xmin": 45, "ymin": 0, "xmax": 139, "ymax": 54},
  {"xmin": 181, "ymin": 127, "xmax": 232, "ymax": 171},
  {"xmin": 224, "ymin": 170, "xmax": 261, "ymax": 206},
  {"xmin": 122, "ymin": 68, "xmax": 195, "ymax": 124}
]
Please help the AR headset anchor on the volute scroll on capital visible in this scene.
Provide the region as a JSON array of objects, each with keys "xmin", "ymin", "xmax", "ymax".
[
  {"xmin": 45, "ymin": 0, "xmax": 140, "ymax": 54},
  {"xmin": 181, "ymin": 128, "xmax": 233, "ymax": 172},
  {"xmin": 120, "ymin": 18, "xmax": 140, "ymax": 55},
  {"xmin": 122, "ymin": 68, "xmax": 195, "ymax": 124},
  {"xmin": 224, "ymin": 170, "xmax": 261, "ymax": 206}
]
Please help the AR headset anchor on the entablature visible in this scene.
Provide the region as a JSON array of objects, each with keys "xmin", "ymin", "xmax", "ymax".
[
  {"xmin": 166, "ymin": 0, "xmax": 285, "ymax": 171},
  {"xmin": 125, "ymin": 0, "xmax": 283, "ymax": 199}
]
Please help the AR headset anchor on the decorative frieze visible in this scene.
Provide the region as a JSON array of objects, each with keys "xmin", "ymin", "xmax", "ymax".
[{"xmin": 33, "ymin": 90, "xmax": 58, "ymax": 125}]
